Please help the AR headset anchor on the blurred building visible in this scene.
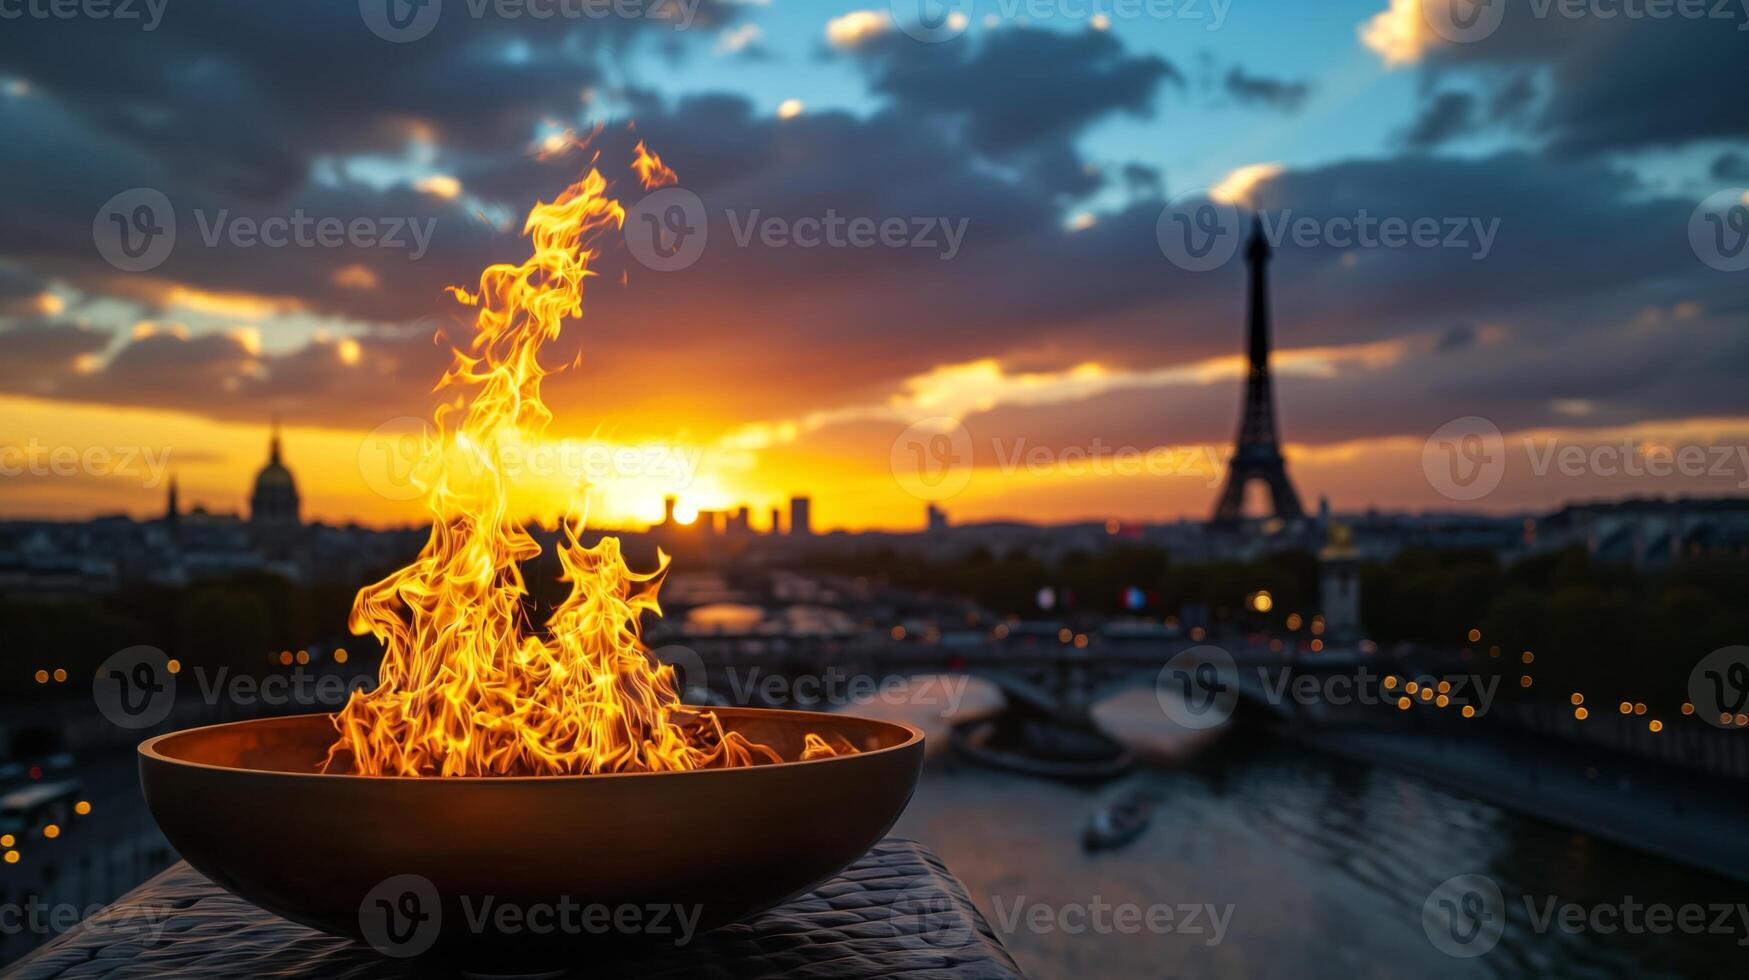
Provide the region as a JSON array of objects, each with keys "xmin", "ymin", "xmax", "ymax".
[{"xmin": 248, "ymin": 421, "xmax": 302, "ymax": 559}]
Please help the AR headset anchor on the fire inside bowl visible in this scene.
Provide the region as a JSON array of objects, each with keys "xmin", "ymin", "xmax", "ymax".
[{"xmin": 139, "ymin": 708, "xmax": 923, "ymax": 969}]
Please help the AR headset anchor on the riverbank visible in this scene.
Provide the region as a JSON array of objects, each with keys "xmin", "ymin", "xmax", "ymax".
[{"xmin": 1283, "ymin": 723, "xmax": 1749, "ymax": 883}]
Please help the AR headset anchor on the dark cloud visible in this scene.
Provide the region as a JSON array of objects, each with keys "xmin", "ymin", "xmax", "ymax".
[
  {"xmin": 843, "ymin": 26, "xmax": 1181, "ymax": 197},
  {"xmin": 0, "ymin": 0, "xmax": 739, "ymax": 199},
  {"xmin": 0, "ymin": 263, "xmax": 50, "ymax": 316},
  {"xmin": 1435, "ymin": 322, "xmax": 1476, "ymax": 352},
  {"xmin": 0, "ymin": 11, "xmax": 1742, "ymax": 456},
  {"xmin": 1401, "ymin": 91, "xmax": 1476, "ymax": 149},
  {"xmin": 1413, "ymin": 13, "xmax": 1749, "ymax": 157},
  {"xmin": 1222, "ymin": 67, "xmax": 1311, "ymax": 113},
  {"xmin": 0, "ymin": 321, "xmax": 110, "ymax": 393},
  {"xmin": 1122, "ymin": 163, "xmax": 1164, "ymax": 199},
  {"xmin": 1712, "ymin": 151, "xmax": 1749, "ymax": 182}
]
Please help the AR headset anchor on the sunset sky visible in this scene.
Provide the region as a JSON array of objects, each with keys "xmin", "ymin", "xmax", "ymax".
[{"xmin": 2, "ymin": 0, "xmax": 1747, "ymax": 530}]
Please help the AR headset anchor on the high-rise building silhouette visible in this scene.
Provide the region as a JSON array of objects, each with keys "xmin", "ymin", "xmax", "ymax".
[
  {"xmin": 1211, "ymin": 216, "xmax": 1305, "ymax": 527},
  {"xmin": 789, "ymin": 496, "xmax": 812, "ymax": 537}
]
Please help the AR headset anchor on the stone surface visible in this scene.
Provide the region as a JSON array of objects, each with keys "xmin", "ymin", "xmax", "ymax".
[{"xmin": 5, "ymin": 839, "xmax": 1022, "ymax": 979}]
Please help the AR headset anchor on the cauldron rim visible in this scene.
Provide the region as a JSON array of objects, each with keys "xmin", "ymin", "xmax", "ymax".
[{"xmin": 138, "ymin": 706, "xmax": 924, "ymax": 782}]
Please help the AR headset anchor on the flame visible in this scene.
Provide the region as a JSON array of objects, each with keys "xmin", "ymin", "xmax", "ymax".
[
  {"xmin": 632, "ymin": 141, "xmax": 678, "ymax": 190},
  {"xmin": 328, "ymin": 146, "xmax": 847, "ymax": 777}
]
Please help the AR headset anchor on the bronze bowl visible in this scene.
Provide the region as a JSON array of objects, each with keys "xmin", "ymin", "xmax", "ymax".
[{"xmin": 139, "ymin": 708, "xmax": 923, "ymax": 970}]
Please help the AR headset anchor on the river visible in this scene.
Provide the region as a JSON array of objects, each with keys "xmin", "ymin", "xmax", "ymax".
[{"xmin": 877, "ymin": 682, "xmax": 1746, "ymax": 979}]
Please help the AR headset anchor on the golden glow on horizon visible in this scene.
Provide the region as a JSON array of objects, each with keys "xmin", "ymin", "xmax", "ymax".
[{"xmin": 6, "ymin": 388, "xmax": 1749, "ymax": 531}]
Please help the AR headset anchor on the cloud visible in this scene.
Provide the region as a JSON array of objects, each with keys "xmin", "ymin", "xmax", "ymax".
[
  {"xmin": 0, "ymin": 321, "xmax": 111, "ymax": 393},
  {"xmin": 1712, "ymin": 150, "xmax": 1749, "ymax": 182},
  {"xmin": 0, "ymin": 1, "xmax": 741, "ymax": 200},
  {"xmin": 0, "ymin": 11, "xmax": 1743, "ymax": 468},
  {"xmin": 825, "ymin": 10, "xmax": 891, "ymax": 49},
  {"xmin": 1359, "ymin": 0, "xmax": 1437, "ymax": 67},
  {"xmin": 841, "ymin": 25, "xmax": 1181, "ymax": 196},
  {"xmin": 1366, "ymin": 0, "xmax": 1749, "ymax": 157},
  {"xmin": 1223, "ymin": 67, "xmax": 1312, "ymax": 113},
  {"xmin": 1401, "ymin": 91, "xmax": 1476, "ymax": 149}
]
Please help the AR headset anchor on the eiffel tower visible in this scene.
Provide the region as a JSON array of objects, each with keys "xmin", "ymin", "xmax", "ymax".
[{"xmin": 1211, "ymin": 216, "xmax": 1305, "ymax": 527}]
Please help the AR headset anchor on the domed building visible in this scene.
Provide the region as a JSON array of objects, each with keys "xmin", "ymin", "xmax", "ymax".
[{"xmin": 249, "ymin": 420, "xmax": 302, "ymax": 558}]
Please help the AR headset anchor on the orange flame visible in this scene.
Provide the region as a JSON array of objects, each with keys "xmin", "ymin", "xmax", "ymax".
[
  {"xmin": 328, "ymin": 148, "xmax": 844, "ymax": 777},
  {"xmin": 632, "ymin": 141, "xmax": 679, "ymax": 190}
]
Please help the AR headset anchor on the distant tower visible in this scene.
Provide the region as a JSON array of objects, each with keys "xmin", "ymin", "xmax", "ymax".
[
  {"xmin": 1319, "ymin": 523, "xmax": 1362, "ymax": 647},
  {"xmin": 250, "ymin": 418, "xmax": 302, "ymax": 557},
  {"xmin": 1211, "ymin": 216, "xmax": 1305, "ymax": 527},
  {"xmin": 164, "ymin": 475, "xmax": 180, "ymax": 539},
  {"xmin": 769, "ymin": 507, "xmax": 783, "ymax": 535},
  {"xmin": 788, "ymin": 496, "xmax": 812, "ymax": 537},
  {"xmin": 927, "ymin": 503, "xmax": 949, "ymax": 533}
]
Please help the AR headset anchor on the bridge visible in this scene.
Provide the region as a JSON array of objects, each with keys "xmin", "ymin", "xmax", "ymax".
[{"xmin": 651, "ymin": 630, "xmax": 1414, "ymax": 731}]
